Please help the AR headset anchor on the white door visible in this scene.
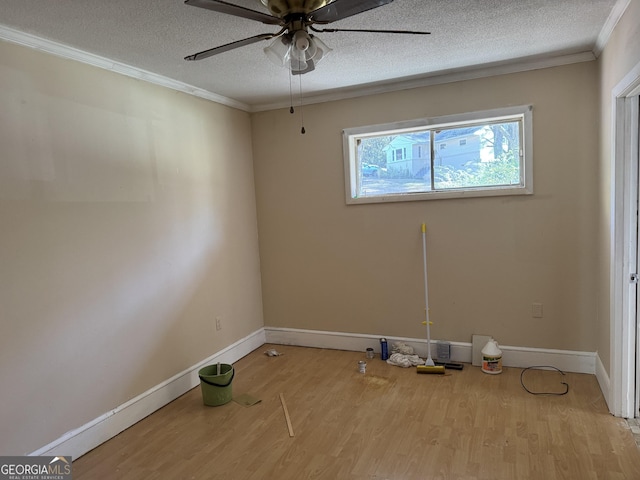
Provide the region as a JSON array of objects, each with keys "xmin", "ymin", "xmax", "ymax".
[
  {"xmin": 612, "ymin": 71, "xmax": 640, "ymax": 418},
  {"xmin": 635, "ymin": 98, "xmax": 640, "ymax": 417}
]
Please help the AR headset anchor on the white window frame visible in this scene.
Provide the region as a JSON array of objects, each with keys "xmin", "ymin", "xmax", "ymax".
[{"xmin": 343, "ymin": 105, "xmax": 533, "ymax": 204}]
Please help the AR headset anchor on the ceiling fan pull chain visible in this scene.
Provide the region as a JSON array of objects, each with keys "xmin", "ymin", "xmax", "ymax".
[
  {"xmin": 289, "ymin": 67, "xmax": 295, "ymax": 114},
  {"xmin": 299, "ymin": 74, "xmax": 305, "ymax": 134}
]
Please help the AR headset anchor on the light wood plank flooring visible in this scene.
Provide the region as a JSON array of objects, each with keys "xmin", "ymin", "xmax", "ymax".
[{"xmin": 73, "ymin": 345, "xmax": 640, "ymax": 479}]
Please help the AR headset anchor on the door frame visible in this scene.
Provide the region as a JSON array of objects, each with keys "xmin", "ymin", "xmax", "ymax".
[{"xmin": 611, "ymin": 61, "xmax": 640, "ymax": 418}]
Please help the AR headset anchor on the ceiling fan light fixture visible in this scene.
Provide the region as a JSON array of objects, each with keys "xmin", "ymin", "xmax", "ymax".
[
  {"xmin": 264, "ymin": 35, "xmax": 291, "ymax": 67},
  {"xmin": 293, "ymin": 30, "xmax": 311, "ymax": 53},
  {"xmin": 308, "ymin": 34, "xmax": 332, "ymax": 64},
  {"xmin": 290, "ymin": 42, "xmax": 307, "ymax": 68},
  {"xmin": 264, "ymin": 30, "xmax": 330, "ymax": 74},
  {"xmin": 289, "ymin": 55, "xmax": 309, "ymax": 73}
]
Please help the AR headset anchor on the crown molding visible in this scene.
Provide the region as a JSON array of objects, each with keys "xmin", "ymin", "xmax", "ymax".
[
  {"xmin": 0, "ymin": 25, "xmax": 251, "ymax": 112},
  {"xmin": 250, "ymin": 51, "xmax": 597, "ymax": 112},
  {"xmin": 594, "ymin": 0, "xmax": 631, "ymax": 57},
  {"xmin": 0, "ymin": 24, "xmax": 599, "ymax": 114}
]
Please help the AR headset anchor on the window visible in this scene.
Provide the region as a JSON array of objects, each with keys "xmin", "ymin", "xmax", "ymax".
[{"xmin": 343, "ymin": 105, "xmax": 533, "ymax": 204}]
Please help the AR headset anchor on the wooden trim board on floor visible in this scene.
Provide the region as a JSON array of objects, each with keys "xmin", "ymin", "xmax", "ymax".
[{"xmin": 279, "ymin": 393, "xmax": 295, "ymax": 437}]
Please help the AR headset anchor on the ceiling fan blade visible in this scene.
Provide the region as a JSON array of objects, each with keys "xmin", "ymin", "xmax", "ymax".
[
  {"xmin": 184, "ymin": 0, "xmax": 283, "ymax": 26},
  {"xmin": 185, "ymin": 33, "xmax": 276, "ymax": 61},
  {"xmin": 309, "ymin": 0, "xmax": 394, "ymax": 24},
  {"xmin": 311, "ymin": 27, "xmax": 430, "ymax": 35}
]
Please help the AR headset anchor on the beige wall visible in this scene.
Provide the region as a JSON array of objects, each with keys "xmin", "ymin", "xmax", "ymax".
[
  {"xmin": 253, "ymin": 62, "xmax": 599, "ymax": 352},
  {"xmin": 597, "ymin": 0, "xmax": 640, "ymax": 375},
  {"xmin": 0, "ymin": 41, "xmax": 263, "ymax": 455}
]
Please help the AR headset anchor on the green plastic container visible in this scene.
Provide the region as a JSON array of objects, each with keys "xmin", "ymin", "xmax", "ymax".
[{"xmin": 198, "ymin": 363, "xmax": 234, "ymax": 406}]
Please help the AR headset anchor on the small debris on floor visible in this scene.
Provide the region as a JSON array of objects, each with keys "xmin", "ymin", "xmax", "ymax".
[{"xmin": 233, "ymin": 393, "xmax": 262, "ymax": 407}]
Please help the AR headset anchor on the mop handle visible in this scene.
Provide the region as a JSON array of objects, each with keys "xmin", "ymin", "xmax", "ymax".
[{"xmin": 422, "ymin": 223, "xmax": 432, "ymax": 359}]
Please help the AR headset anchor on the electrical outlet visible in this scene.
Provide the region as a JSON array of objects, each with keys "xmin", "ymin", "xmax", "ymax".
[
  {"xmin": 532, "ymin": 303, "xmax": 543, "ymax": 318},
  {"xmin": 215, "ymin": 316, "xmax": 222, "ymax": 331}
]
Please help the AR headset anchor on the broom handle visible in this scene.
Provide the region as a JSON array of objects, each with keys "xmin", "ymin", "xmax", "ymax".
[{"xmin": 422, "ymin": 223, "xmax": 434, "ymax": 364}]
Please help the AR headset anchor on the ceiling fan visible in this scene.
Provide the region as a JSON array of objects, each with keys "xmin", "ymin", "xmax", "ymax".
[{"xmin": 184, "ymin": 0, "xmax": 431, "ymax": 75}]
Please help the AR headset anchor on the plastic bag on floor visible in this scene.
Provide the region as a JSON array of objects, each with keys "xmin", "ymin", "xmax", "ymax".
[
  {"xmin": 386, "ymin": 353, "xmax": 424, "ymax": 368},
  {"xmin": 391, "ymin": 342, "xmax": 415, "ymax": 355}
]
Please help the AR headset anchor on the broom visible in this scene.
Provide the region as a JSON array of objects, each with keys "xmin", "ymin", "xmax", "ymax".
[{"xmin": 417, "ymin": 223, "xmax": 445, "ymax": 375}]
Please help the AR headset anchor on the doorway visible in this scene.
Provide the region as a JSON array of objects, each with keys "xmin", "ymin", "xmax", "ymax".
[
  {"xmin": 611, "ymin": 62, "xmax": 640, "ymax": 419},
  {"xmin": 635, "ymin": 98, "xmax": 640, "ymax": 417}
]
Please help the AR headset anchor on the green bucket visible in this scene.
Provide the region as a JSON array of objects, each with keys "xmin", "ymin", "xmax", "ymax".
[{"xmin": 198, "ymin": 363, "xmax": 234, "ymax": 406}]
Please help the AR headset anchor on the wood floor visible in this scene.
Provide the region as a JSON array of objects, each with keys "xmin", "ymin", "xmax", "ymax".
[{"xmin": 72, "ymin": 345, "xmax": 640, "ymax": 479}]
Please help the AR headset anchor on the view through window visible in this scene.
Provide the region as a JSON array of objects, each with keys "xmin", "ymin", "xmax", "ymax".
[{"xmin": 343, "ymin": 106, "xmax": 533, "ymax": 203}]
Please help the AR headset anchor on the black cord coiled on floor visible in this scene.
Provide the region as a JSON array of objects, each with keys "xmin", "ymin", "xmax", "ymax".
[{"xmin": 520, "ymin": 365, "xmax": 569, "ymax": 396}]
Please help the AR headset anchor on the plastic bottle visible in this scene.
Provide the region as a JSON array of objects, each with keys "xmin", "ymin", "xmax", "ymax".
[
  {"xmin": 380, "ymin": 338, "xmax": 389, "ymax": 360},
  {"xmin": 481, "ymin": 339, "xmax": 502, "ymax": 374}
]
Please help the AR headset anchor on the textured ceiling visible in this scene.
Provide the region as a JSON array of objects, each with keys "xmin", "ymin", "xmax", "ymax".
[{"xmin": 0, "ymin": 0, "xmax": 621, "ymax": 110}]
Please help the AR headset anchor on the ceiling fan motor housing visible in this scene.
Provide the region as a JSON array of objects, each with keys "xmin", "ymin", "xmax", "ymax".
[{"xmin": 260, "ymin": 0, "xmax": 334, "ymax": 17}]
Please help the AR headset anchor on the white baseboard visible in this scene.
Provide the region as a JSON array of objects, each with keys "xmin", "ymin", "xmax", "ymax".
[
  {"xmin": 595, "ymin": 353, "xmax": 611, "ymax": 410},
  {"xmin": 264, "ymin": 327, "xmax": 597, "ymax": 374},
  {"xmin": 30, "ymin": 328, "xmax": 266, "ymax": 459},
  {"xmin": 33, "ymin": 325, "xmax": 603, "ymax": 460}
]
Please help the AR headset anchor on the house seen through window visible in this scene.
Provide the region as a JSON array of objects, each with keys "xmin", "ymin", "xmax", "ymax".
[{"xmin": 342, "ymin": 105, "xmax": 533, "ymax": 203}]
